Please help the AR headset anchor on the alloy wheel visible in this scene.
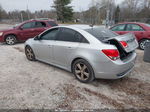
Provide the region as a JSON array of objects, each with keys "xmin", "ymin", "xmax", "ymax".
[
  {"xmin": 75, "ymin": 63, "xmax": 90, "ymax": 81},
  {"xmin": 140, "ymin": 39, "xmax": 150, "ymax": 50},
  {"xmin": 6, "ymin": 36, "xmax": 16, "ymax": 45},
  {"xmin": 25, "ymin": 47, "xmax": 34, "ymax": 60}
]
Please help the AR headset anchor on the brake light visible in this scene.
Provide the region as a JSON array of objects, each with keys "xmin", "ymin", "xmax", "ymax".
[
  {"xmin": 120, "ymin": 41, "xmax": 128, "ymax": 48},
  {"xmin": 102, "ymin": 49, "xmax": 120, "ymax": 61}
]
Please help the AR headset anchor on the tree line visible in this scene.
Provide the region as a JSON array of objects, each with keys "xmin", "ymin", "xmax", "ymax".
[
  {"xmin": 76, "ymin": 0, "xmax": 150, "ymax": 24},
  {"xmin": 0, "ymin": 0, "xmax": 150, "ymax": 24}
]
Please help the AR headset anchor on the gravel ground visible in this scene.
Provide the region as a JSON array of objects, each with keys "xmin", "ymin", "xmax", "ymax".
[{"xmin": 0, "ymin": 24, "xmax": 150, "ymax": 110}]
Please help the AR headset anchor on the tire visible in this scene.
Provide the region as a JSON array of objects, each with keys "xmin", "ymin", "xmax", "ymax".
[
  {"xmin": 72, "ymin": 59, "xmax": 95, "ymax": 83},
  {"xmin": 25, "ymin": 46, "xmax": 36, "ymax": 61},
  {"xmin": 139, "ymin": 39, "xmax": 150, "ymax": 50},
  {"xmin": 5, "ymin": 35, "xmax": 17, "ymax": 45}
]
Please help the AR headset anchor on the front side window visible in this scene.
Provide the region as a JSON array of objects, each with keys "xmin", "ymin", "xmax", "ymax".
[
  {"xmin": 111, "ymin": 24, "xmax": 126, "ymax": 31},
  {"xmin": 35, "ymin": 22, "xmax": 46, "ymax": 28},
  {"xmin": 40, "ymin": 28, "xmax": 59, "ymax": 40},
  {"xmin": 22, "ymin": 22, "xmax": 35, "ymax": 29},
  {"xmin": 126, "ymin": 24, "xmax": 144, "ymax": 31},
  {"xmin": 56, "ymin": 28, "xmax": 80, "ymax": 42}
]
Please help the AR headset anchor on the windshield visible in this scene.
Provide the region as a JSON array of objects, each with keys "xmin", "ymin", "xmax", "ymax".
[
  {"xmin": 13, "ymin": 23, "xmax": 21, "ymax": 28},
  {"xmin": 143, "ymin": 23, "xmax": 150, "ymax": 27},
  {"xmin": 85, "ymin": 27, "xmax": 118, "ymax": 41}
]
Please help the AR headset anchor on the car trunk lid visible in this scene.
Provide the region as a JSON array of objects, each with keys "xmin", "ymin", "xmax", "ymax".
[{"xmin": 103, "ymin": 33, "xmax": 139, "ymax": 53}]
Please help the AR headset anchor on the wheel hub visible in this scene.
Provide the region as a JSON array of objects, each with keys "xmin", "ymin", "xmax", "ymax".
[
  {"xmin": 75, "ymin": 63, "xmax": 89, "ymax": 81},
  {"xmin": 140, "ymin": 40, "xmax": 150, "ymax": 49},
  {"xmin": 6, "ymin": 37, "xmax": 15, "ymax": 45},
  {"xmin": 26, "ymin": 48, "xmax": 33, "ymax": 60}
]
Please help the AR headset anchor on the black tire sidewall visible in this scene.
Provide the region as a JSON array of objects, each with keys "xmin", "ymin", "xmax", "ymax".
[{"xmin": 72, "ymin": 59, "xmax": 95, "ymax": 83}]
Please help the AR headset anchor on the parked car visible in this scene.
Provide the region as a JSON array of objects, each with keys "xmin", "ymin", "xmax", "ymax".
[
  {"xmin": 0, "ymin": 19, "xmax": 58, "ymax": 45},
  {"xmin": 25, "ymin": 25, "xmax": 138, "ymax": 83},
  {"xmin": 110, "ymin": 22, "xmax": 150, "ymax": 50}
]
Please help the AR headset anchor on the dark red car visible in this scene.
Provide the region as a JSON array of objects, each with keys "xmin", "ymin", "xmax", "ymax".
[
  {"xmin": 0, "ymin": 19, "xmax": 58, "ymax": 45},
  {"xmin": 110, "ymin": 22, "xmax": 150, "ymax": 50}
]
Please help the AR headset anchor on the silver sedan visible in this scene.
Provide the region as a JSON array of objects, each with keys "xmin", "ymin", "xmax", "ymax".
[{"xmin": 25, "ymin": 25, "xmax": 138, "ymax": 83}]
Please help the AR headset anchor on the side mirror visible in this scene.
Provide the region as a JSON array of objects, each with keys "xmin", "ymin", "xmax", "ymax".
[
  {"xmin": 19, "ymin": 27, "xmax": 23, "ymax": 30},
  {"xmin": 34, "ymin": 35, "xmax": 40, "ymax": 40}
]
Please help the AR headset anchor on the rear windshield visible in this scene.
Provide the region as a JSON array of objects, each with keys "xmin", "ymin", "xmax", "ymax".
[
  {"xmin": 48, "ymin": 21, "xmax": 58, "ymax": 27},
  {"xmin": 85, "ymin": 28, "xmax": 118, "ymax": 41}
]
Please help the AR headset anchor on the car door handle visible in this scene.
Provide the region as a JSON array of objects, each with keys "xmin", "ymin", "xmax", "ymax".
[
  {"xmin": 67, "ymin": 47, "xmax": 74, "ymax": 49},
  {"xmin": 48, "ymin": 45, "xmax": 52, "ymax": 48},
  {"xmin": 31, "ymin": 29, "xmax": 35, "ymax": 31}
]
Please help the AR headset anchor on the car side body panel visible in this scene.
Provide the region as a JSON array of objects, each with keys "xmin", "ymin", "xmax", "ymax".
[{"xmin": 25, "ymin": 25, "xmax": 137, "ymax": 79}]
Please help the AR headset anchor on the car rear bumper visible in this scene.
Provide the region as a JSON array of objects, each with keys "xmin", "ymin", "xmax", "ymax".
[{"xmin": 94, "ymin": 52, "xmax": 137, "ymax": 79}]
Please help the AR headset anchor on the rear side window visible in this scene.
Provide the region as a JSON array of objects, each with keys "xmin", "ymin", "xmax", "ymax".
[
  {"xmin": 56, "ymin": 28, "xmax": 80, "ymax": 42},
  {"xmin": 85, "ymin": 28, "xmax": 118, "ymax": 41},
  {"xmin": 111, "ymin": 24, "xmax": 126, "ymax": 31},
  {"xmin": 75, "ymin": 33, "xmax": 89, "ymax": 43},
  {"xmin": 126, "ymin": 24, "xmax": 144, "ymax": 31},
  {"xmin": 48, "ymin": 21, "xmax": 58, "ymax": 27},
  {"xmin": 35, "ymin": 22, "xmax": 46, "ymax": 28}
]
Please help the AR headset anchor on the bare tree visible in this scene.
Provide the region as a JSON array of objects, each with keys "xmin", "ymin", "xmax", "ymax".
[
  {"xmin": 0, "ymin": 4, "xmax": 8, "ymax": 21},
  {"xmin": 121, "ymin": 0, "xmax": 141, "ymax": 18},
  {"xmin": 96, "ymin": 0, "xmax": 116, "ymax": 25},
  {"xmin": 142, "ymin": 0, "xmax": 150, "ymax": 8}
]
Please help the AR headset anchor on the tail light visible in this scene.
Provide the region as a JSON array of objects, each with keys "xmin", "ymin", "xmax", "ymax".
[
  {"xmin": 120, "ymin": 41, "xmax": 128, "ymax": 48},
  {"xmin": 102, "ymin": 49, "xmax": 120, "ymax": 61}
]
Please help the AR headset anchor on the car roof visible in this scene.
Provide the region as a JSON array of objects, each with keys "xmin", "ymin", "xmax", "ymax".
[
  {"xmin": 117, "ymin": 22, "xmax": 145, "ymax": 25},
  {"xmin": 69, "ymin": 24, "xmax": 105, "ymax": 30},
  {"xmin": 23, "ymin": 19, "xmax": 55, "ymax": 23},
  {"xmin": 56, "ymin": 24, "xmax": 104, "ymax": 30}
]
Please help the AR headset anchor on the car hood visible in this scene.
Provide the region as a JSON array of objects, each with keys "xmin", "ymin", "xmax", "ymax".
[{"xmin": 0, "ymin": 28, "xmax": 16, "ymax": 33}]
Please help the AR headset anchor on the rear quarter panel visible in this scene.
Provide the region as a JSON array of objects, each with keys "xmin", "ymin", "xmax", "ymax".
[{"xmin": 68, "ymin": 42, "xmax": 117, "ymax": 72}]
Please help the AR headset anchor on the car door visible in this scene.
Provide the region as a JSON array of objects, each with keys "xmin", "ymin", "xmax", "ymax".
[
  {"xmin": 125, "ymin": 24, "xmax": 145, "ymax": 41},
  {"xmin": 53, "ymin": 28, "xmax": 80, "ymax": 68},
  {"xmin": 34, "ymin": 21, "xmax": 48, "ymax": 36},
  {"xmin": 32, "ymin": 28, "xmax": 60, "ymax": 63},
  {"xmin": 111, "ymin": 24, "xmax": 126, "ymax": 35},
  {"xmin": 18, "ymin": 21, "xmax": 36, "ymax": 40}
]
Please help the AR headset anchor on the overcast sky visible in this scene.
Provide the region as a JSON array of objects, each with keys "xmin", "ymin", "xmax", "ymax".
[{"xmin": 0, "ymin": 0, "xmax": 123, "ymax": 12}]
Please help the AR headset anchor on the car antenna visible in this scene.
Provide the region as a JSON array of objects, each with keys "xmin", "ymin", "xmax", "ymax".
[
  {"xmin": 89, "ymin": 24, "xmax": 94, "ymax": 27},
  {"xmin": 90, "ymin": 23, "xmax": 95, "ymax": 30}
]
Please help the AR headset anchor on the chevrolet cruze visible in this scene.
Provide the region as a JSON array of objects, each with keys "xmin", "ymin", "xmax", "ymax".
[{"xmin": 25, "ymin": 25, "xmax": 138, "ymax": 83}]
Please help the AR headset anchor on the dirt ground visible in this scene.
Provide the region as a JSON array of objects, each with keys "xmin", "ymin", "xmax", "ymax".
[{"xmin": 0, "ymin": 24, "xmax": 150, "ymax": 110}]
